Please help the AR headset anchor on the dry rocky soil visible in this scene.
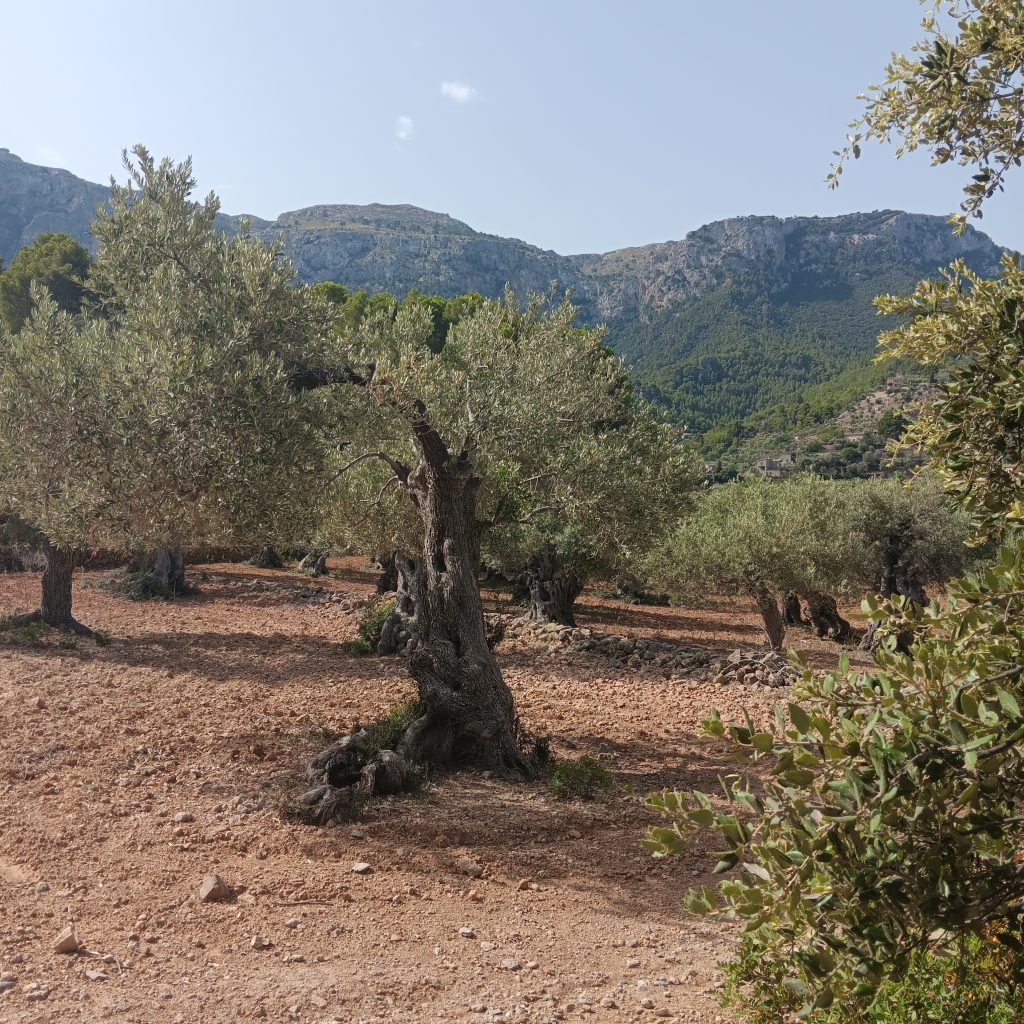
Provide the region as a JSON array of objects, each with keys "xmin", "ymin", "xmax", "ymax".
[{"xmin": 0, "ymin": 558, "xmax": 869, "ymax": 1024}]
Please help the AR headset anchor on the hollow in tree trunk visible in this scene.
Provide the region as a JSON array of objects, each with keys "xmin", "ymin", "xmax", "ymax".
[
  {"xmin": 9, "ymin": 541, "xmax": 92, "ymax": 635},
  {"xmin": 302, "ymin": 425, "xmax": 533, "ymax": 824},
  {"xmin": 803, "ymin": 592, "xmax": 853, "ymax": 643},
  {"xmin": 753, "ymin": 584, "xmax": 786, "ymax": 652},
  {"xmin": 524, "ymin": 547, "xmax": 584, "ymax": 627},
  {"xmin": 377, "ymin": 553, "xmax": 423, "ymax": 655},
  {"xmin": 783, "ymin": 592, "xmax": 805, "ymax": 627}
]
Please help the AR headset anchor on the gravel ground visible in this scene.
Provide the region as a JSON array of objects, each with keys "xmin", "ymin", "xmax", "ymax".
[{"xmin": 0, "ymin": 559, "xmax": 866, "ymax": 1023}]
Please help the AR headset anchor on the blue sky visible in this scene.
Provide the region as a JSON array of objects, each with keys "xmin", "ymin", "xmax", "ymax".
[{"xmin": 3, "ymin": 1, "xmax": 1020, "ymax": 253}]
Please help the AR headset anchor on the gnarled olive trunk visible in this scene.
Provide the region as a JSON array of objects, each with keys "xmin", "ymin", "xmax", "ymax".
[
  {"xmin": 250, "ymin": 545, "xmax": 283, "ymax": 569},
  {"xmin": 524, "ymin": 547, "xmax": 584, "ymax": 627},
  {"xmin": 301, "ymin": 430, "xmax": 533, "ymax": 826},
  {"xmin": 375, "ymin": 551, "xmax": 398, "ymax": 594},
  {"xmin": 783, "ymin": 592, "xmax": 805, "ymax": 627},
  {"xmin": 402, "ymin": 449, "xmax": 531, "ymax": 777},
  {"xmin": 753, "ymin": 584, "xmax": 786, "ymax": 652},
  {"xmin": 377, "ymin": 553, "xmax": 423, "ymax": 655},
  {"xmin": 10, "ymin": 541, "xmax": 92, "ymax": 635},
  {"xmin": 803, "ymin": 592, "xmax": 853, "ymax": 643},
  {"xmin": 861, "ymin": 534, "xmax": 927, "ymax": 654},
  {"xmin": 131, "ymin": 549, "xmax": 188, "ymax": 597},
  {"xmin": 298, "ymin": 549, "xmax": 328, "ymax": 577}
]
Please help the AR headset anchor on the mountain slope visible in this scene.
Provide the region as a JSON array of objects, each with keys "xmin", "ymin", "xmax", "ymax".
[{"xmin": 0, "ymin": 149, "xmax": 1011, "ymax": 433}]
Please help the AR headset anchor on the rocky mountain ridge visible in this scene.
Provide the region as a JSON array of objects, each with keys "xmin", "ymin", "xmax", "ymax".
[
  {"xmin": 0, "ymin": 148, "xmax": 1011, "ymax": 435},
  {"xmin": 0, "ymin": 148, "xmax": 1008, "ymax": 325}
]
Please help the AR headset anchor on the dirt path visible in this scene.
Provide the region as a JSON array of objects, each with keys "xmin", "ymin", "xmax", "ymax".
[{"xmin": 0, "ymin": 561, "xmax": 858, "ymax": 1023}]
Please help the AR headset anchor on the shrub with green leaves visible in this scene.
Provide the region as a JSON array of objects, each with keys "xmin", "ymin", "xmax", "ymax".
[
  {"xmin": 720, "ymin": 932, "xmax": 1021, "ymax": 1024},
  {"xmin": 548, "ymin": 755, "xmax": 614, "ymax": 800},
  {"xmin": 647, "ymin": 542, "xmax": 1024, "ymax": 1017}
]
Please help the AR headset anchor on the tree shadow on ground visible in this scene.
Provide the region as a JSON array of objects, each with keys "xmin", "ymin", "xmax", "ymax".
[
  {"xmin": 215, "ymin": 707, "xmax": 744, "ymax": 928},
  {"xmin": 10, "ymin": 628, "xmax": 409, "ymax": 688}
]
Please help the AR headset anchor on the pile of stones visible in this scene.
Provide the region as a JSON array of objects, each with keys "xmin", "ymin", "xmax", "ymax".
[
  {"xmin": 491, "ymin": 614, "xmax": 713, "ymax": 677},
  {"xmin": 489, "ymin": 614, "xmax": 797, "ymax": 689},
  {"xmin": 707, "ymin": 648, "xmax": 799, "ymax": 689}
]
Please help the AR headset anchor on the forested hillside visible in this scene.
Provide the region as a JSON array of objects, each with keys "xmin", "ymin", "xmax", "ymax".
[{"xmin": 0, "ymin": 148, "xmax": 1010, "ymax": 440}]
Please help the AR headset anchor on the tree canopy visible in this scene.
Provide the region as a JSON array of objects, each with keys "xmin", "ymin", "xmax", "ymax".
[
  {"xmin": 830, "ymin": 0, "xmax": 1024, "ymax": 229},
  {"xmin": 0, "ymin": 231, "xmax": 91, "ymax": 333}
]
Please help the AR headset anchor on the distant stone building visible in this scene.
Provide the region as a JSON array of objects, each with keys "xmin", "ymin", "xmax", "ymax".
[{"xmin": 755, "ymin": 452, "xmax": 796, "ymax": 479}]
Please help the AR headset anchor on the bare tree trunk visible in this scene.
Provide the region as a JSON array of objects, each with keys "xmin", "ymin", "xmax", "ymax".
[
  {"xmin": 783, "ymin": 592, "xmax": 805, "ymax": 626},
  {"xmin": 128, "ymin": 549, "xmax": 189, "ymax": 597},
  {"xmin": 524, "ymin": 546, "xmax": 584, "ymax": 627},
  {"xmin": 298, "ymin": 550, "xmax": 328, "ymax": 577},
  {"xmin": 803, "ymin": 592, "xmax": 853, "ymax": 643},
  {"xmin": 301, "ymin": 428, "xmax": 533, "ymax": 825},
  {"xmin": 377, "ymin": 553, "xmax": 423, "ymax": 655},
  {"xmin": 861, "ymin": 535, "xmax": 926, "ymax": 654},
  {"xmin": 9, "ymin": 541, "xmax": 92, "ymax": 635},
  {"xmin": 753, "ymin": 584, "xmax": 786, "ymax": 652}
]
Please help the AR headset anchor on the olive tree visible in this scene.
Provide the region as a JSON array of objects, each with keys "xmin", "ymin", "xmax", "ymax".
[
  {"xmin": 299, "ymin": 292, "xmax": 680, "ymax": 814},
  {"xmin": 0, "ymin": 299, "xmax": 145, "ymax": 632},
  {"xmin": 485, "ymin": 380, "xmax": 700, "ymax": 627},
  {"xmin": 85, "ymin": 148, "xmax": 335, "ymax": 593},
  {"xmin": 852, "ymin": 475, "xmax": 973, "ymax": 649},
  {"xmin": 647, "ymin": 476, "xmax": 862, "ymax": 651},
  {"xmin": 0, "ymin": 150, "xmax": 336, "ymax": 630}
]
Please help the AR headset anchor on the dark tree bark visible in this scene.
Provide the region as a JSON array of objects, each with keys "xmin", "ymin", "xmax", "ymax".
[
  {"xmin": 803, "ymin": 592, "xmax": 853, "ymax": 643},
  {"xmin": 303, "ymin": 421, "xmax": 534, "ymax": 823},
  {"xmin": 298, "ymin": 550, "xmax": 329, "ymax": 577},
  {"xmin": 753, "ymin": 584, "xmax": 786, "ymax": 652},
  {"xmin": 375, "ymin": 551, "xmax": 398, "ymax": 594},
  {"xmin": 523, "ymin": 547, "xmax": 584, "ymax": 627},
  {"xmin": 401, "ymin": 435, "xmax": 532, "ymax": 778},
  {"xmin": 783, "ymin": 592, "xmax": 806, "ymax": 627},
  {"xmin": 9, "ymin": 541, "xmax": 92, "ymax": 635},
  {"xmin": 130, "ymin": 548, "xmax": 188, "ymax": 598},
  {"xmin": 377, "ymin": 553, "xmax": 423, "ymax": 655},
  {"xmin": 861, "ymin": 533, "xmax": 927, "ymax": 654},
  {"xmin": 250, "ymin": 546, "xmax": 284, "ymax": 569}
]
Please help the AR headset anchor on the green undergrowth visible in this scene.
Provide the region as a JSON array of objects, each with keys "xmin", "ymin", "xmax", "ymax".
[
  {"xmin": 341, "ymin": 598, "xmax": 396, "ymax": 656},
  {"xmin": 0, "ymin": 616, "xmax": 112, "ymax": 648},
  {"xmin": 92, "ymin": 571, "xmax": 198, "ymax": 601},
  {"xmin": 722, "ymin": 933, "xmax": 1022, "ymax": 1024},
  {"xmin": 546, "ymin": 753, "xmax": 615, "ymax": 800},
  {"xmin": 357, "ymin": 699, "xmax": 421, "ymax": 761}
]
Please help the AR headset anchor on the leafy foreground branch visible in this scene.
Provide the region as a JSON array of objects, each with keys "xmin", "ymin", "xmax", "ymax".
[{"xmin": 646, "ymin": 541, "xmax": 1024, "ymax": 1019}]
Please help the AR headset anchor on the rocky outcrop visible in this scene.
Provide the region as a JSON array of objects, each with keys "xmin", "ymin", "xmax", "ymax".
[
  {"xmin": 0, "ymin": 149, "xmax": 108, "ymax": 262},
  {"xmin": 1, "ymin": 150, "xmax": 1008, "ymax": 323}
]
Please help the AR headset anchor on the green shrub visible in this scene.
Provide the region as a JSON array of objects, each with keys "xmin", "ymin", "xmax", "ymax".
[
  {"xmin": 342, "ymin": 598, "xmax": 396, "ymax": 656},
  {"xmin": 547, "ymin": 755, "xmax": 614, "ymax": 800},
  {"xmin": 361, "ymin": 700, "xmax": 421, "ymax": 759},
  {"xmin": 722, "ymin": 933, "xmax": 1022, "ymax": 1024}
]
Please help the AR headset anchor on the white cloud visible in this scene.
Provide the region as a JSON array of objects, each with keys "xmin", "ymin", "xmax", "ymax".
[
  {"xmin": 440, "ymin": 80, "xmax": 478, "ymax": 104},
  {"xmin": 395, "ymin": 115, "xmax": 414, "ymax": 142}
]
